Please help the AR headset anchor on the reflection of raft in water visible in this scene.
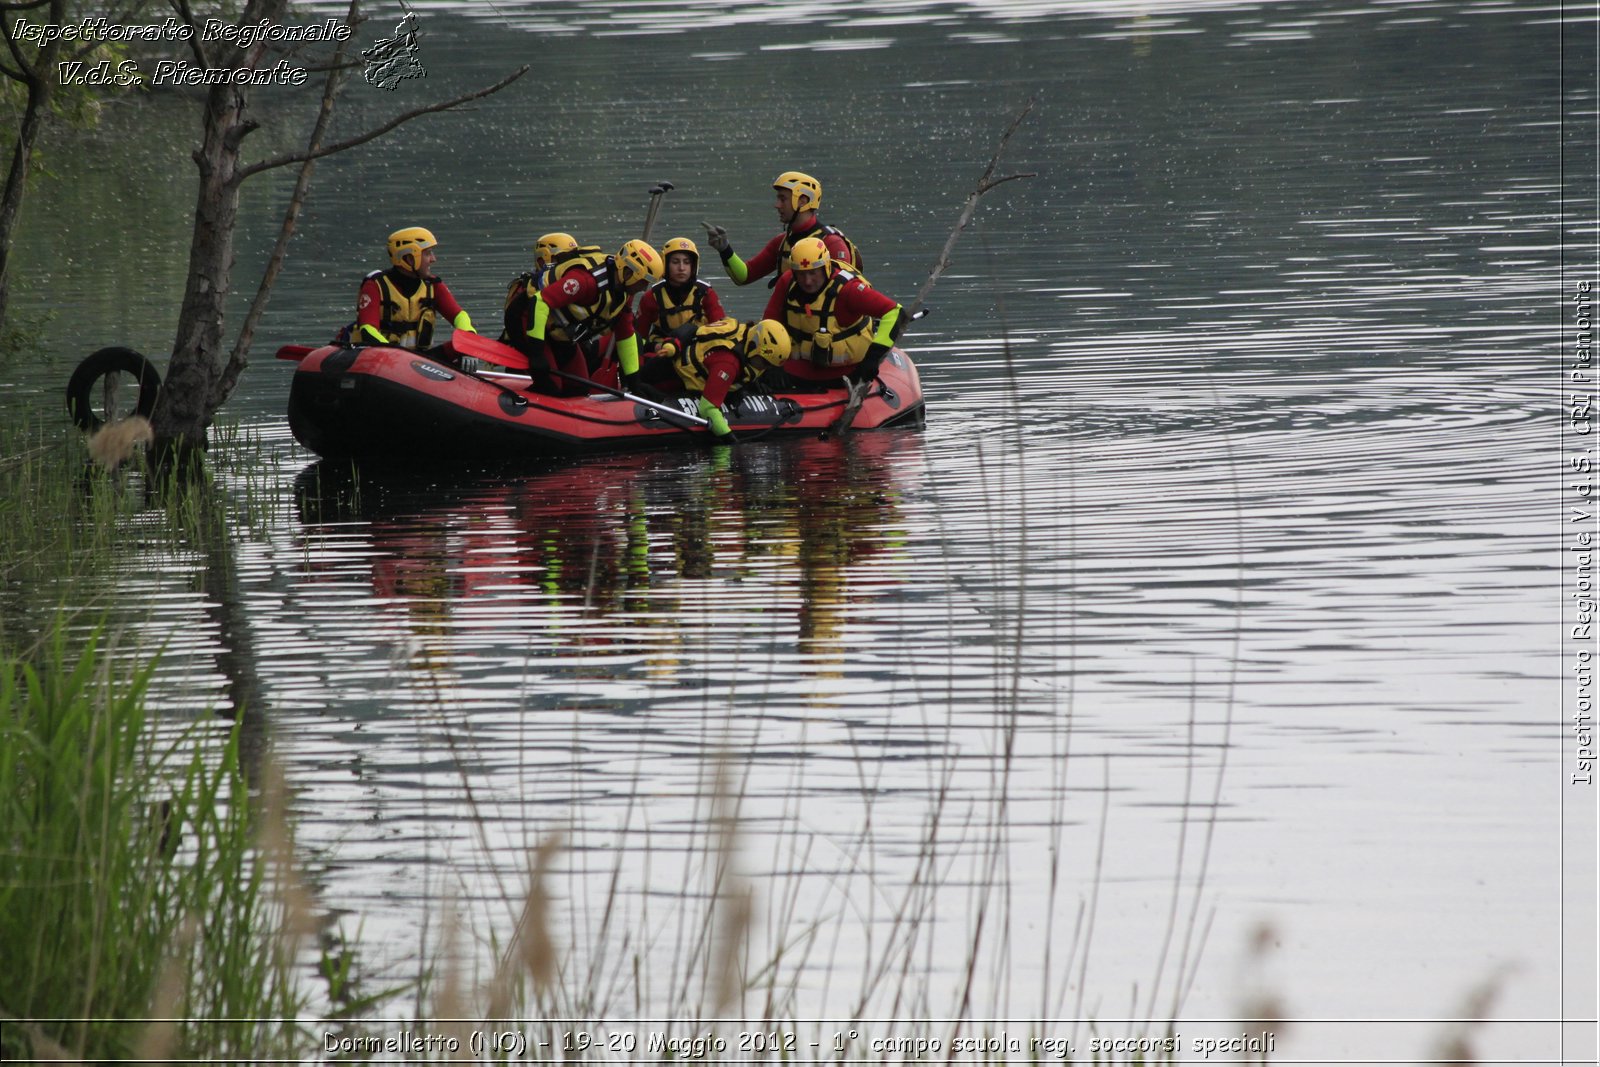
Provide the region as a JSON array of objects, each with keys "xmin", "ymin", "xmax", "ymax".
[{"xmin": 284, "ymin": 342, "xmax": 925, "ymax": 461}]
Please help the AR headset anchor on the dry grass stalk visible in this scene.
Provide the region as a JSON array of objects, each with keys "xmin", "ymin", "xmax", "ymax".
[
  {"xmin": 707, "ymin": 755, "xmax": 753, "ymax": 1019},
  {"xmin": 133, "ymin": 915, "xmax": 199, "ymax": 1061},
  {"xmin": 488, "ymin": 833, "xmax": 564, "ymax": 1019},
  {"xmin": 1429, "ymin": 968, "xmax": 1509, "ymax": 1066},
  {"xmin": 257, "ymin": 755, "xmax": 320, "ymax": 945},
  {"xmin": 86, "ymin": 415, "xmax": 152, "ymax": 470},
  {"xmin": 431, "ymin": 897, "xmax": 475, "ymax": 1062}
]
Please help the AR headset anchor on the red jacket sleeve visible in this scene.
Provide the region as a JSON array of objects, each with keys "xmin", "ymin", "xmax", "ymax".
[
  {"xmin": 823, "ymin": 232, "xmax": 854, "ymax": 268},
  {"xmin": 635, "ymin": 288, "xmax": 660, "ymax": 337},
  {"xmin": 835, "ymin": 278, "xmax": 898, "ymax": 323},
  {"xmin": 700, "ymin": 349, "xmax": 741, "ymax": 407},
  {"xmin": 539, "ymin": 269, "xmax": 598, "ymax": 310},
  {"xmin": 741, "ymin": 233, "xmax": 786, "ymax": 283},
  {"xmin": 432, "ymin": 278, "xmax": 464, "ymax": 321},
  {"xmin": 703, "ymin": 286, "xmax": 726, "ymax": 323},
  {"xmin": 761, "ymin": 274, "xmax": 793, "ymax": 321},
  {"xmin": 355, "ymin": 277, "xmax": 384, "ymax": 332},
  {"xmin": 613, "ymin": 303, "xmax": 637, "ymax": 341}
]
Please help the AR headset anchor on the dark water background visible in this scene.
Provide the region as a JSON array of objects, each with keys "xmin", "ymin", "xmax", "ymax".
[{"xmin": 3, "ymin": 0, "xmax": 1595, "ymax": 1060}]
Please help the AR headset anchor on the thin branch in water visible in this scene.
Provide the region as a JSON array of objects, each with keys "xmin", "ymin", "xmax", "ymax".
[{"xmin": 908, "ymin": 96, "xmax": 1039, "ymax": 320}]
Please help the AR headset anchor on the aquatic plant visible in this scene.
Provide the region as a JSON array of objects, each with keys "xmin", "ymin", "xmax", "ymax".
[{"xmin": 0, "ymin": 624, "xmax": 313, "ymax": 1061}]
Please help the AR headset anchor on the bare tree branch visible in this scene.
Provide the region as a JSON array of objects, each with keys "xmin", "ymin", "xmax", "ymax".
[
  {"xmin": 68, "ymin": 0, "xmax": 156, "ymax": 62},
  {"xmin": 166, "ymin": 0, "xmax": 209, "ymax": 68},
  {"xmin": 298, "ymin": 55, "xmax": 365, "ymax": 76},
  {"xmin": 233, "ymin": 64, "xmax": 528, "ymax": 183},
  {"xmin": 0, "ymin": 10, "xmax": 42, "ymax": 79},
  {"xmin": 221, "ymin": 0, "xmax": 360, "ymax": 391},
  {"xmin": 908, "ymin": 95, "xmax": 1038, "ymax": 320}
]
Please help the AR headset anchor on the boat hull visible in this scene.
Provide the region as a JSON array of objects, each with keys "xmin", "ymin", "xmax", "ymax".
[{"xmin": 286, "ymin": 344, "xmax": 925, "ymax": 460}]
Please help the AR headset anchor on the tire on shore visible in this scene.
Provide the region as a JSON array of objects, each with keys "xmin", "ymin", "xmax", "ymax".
[{"xmin": 66, "ymin": 347, "xmax": 162, "ymax": 433}]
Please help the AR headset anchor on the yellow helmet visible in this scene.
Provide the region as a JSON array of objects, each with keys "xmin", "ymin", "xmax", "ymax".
[
  {"xmin": 387, "ymin": 226, "xmax": 437, "ymax": 272},
  {"xmin": 534, "ymin": 232, "xmax": 578, "ymax": 268},
  {"xmin": 615, "ymin": 239, "xmax": 664, "ymax": 287},
  {"xmin": 660, "ymin": 236, "xmax": 699, "ymax": 272},
  {"xmin": 789, "ymin": 236, "xmax": 831, "ymax": 273},
  {"xmin": 746, "ymin": 319, "xmax": 792, "ymax": 367},
  {"xmin": 773, "ymin": 170, "xmax": 822, "ymax": 212}
]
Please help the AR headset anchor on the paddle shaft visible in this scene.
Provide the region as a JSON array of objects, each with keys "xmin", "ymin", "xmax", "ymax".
[
  {"xmin": 641, "ymin": 181, "xmax": 674, "ymax": 243},
  {"xmin": 450, "ymin": 330, "xmax": 709, "ymax": 428},
  {"xmin": 544, "ymin": 365, "xmax": 709, "ymax": 428}
]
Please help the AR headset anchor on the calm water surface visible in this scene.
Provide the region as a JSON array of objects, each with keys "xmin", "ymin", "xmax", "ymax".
[{"xmin": 3, "ymin": 0, "xmax": 1593, "ymax": 1061}]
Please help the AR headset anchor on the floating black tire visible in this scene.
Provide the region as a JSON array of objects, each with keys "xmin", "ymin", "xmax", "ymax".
[{"xmin": 66, "ymin": 347, "xmax": 162, "ymax": 432}]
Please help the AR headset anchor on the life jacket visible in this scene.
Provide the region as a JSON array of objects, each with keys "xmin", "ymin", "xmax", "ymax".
[
  {"xmin": 361, "ymin": 269, "xmax": 439, "ymax": 348},
  {"xmin": 547, "ymin": 255, "xmax": 630, "ymax": 343},
  {"xmin": 547, "ymin": 244, "xmax": 606, "ymax": 284},
  {"xmin": 672, "ymin": 319, "xmax": 776, "ymax": 394},
  {"xmin": 781, "ymin": 268, "xmax": 876, "ymax": 367},
  {"xmin": 505, "ymin": 246, "xmax": 617, "ymax": 347},
  {"xmin": 646, "ymin": 279, "xmax": 714, "ymax": 342},
  {"xmin": 776, "ymin": 219, "xmax": 865, "ymax": 285},
  {"xmin": 500, "ymin": 270, "xmax": 536, "ymax": 342}
]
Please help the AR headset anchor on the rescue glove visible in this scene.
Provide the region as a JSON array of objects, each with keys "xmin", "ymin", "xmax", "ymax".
[
  {"xmin": 701, "ymin": 221, "xmax": 730, "ymax": 253},
  {"xmin": 696, "ymin": 395, "xmax": 736, "ymax": 441},
  {"xmin": 851, "ymin": 342, "xmax": 890, "ymax": 383}
]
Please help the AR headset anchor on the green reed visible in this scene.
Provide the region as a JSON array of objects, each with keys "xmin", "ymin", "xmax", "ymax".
[{"xmin": 0, "ymin": 623, "xmax": 314, "ymax": 1061}]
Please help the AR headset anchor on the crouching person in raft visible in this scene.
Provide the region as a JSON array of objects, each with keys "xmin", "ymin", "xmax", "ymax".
[
  {"xmin": 509, "ymin": 239, "xmax": 663, "ymax": 396},
  {"xmin": 761, "ymin": 236, "xmax": 904, "ymax": 388},
  {"xmin": 631, "ymin": 318, "xmax": 792, "ymax": 443},
  {"xmin": 349, "ymin": 226, "xmax": 476, "ymax": 349}
]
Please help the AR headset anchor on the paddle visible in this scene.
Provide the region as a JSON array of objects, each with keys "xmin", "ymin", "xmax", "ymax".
[
  {"xmin": 641, "ymin": 180, "xmax": 674, "ymax": 243},
  {"xmin": 450, "ymin": 330, "xmax": 710, "ymax": 428}
]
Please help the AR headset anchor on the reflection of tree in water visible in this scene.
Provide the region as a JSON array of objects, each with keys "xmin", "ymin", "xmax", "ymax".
[{"xmin": 290, "ymin": 435, "xmax": 920, "ymax": 668}]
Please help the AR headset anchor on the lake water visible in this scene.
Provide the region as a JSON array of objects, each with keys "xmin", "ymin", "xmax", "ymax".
[{"xmin": 3, "ymin": 0, "xmax": 1595, "ymax": 1062}]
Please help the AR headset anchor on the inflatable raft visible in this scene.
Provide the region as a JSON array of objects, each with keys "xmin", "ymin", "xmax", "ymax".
[{"xmin": 283, "ymin": 338, "xmax": 924, "ymax": 461}]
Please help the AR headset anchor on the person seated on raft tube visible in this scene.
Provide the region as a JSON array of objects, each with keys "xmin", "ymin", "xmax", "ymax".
[
  {"xmin": 631, "ymin": 318, "xmax": 792, "ymax": 442},
  {"xmin": 635, "ymin": 237, "xmax": 727, "ymax": 354},
  {"xmin": 353, "ymin": 226, "xmax": 476, "ymax": 349},
  {"xmin": 499, "ymin": 232, "xmax": 582, "ymax": 342},
  {"xmin": 509, "ymin": 238, "xmax": 664, "ymax": 397},
  {"xmin": 761, "ymin": 236, "xmax": 904, "ymax": 388},
  {"xmin": 702, "ymin": 171, "xmax": 861, "ymax": 287}
]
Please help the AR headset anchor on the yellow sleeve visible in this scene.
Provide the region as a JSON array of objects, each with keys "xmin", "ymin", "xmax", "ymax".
[
  {"xmin": 617, "ymin": 334, "xmax": 640, "ymax": 377},
  {"xmin": 871, "ymin": 305, "xmax": 903, "ymax": 348},
  {"xmin": 527, "ymin": 296, "xmax": 550, "ymax": 342}
]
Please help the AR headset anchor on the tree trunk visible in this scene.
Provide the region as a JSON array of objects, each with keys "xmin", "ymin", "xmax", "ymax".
[
  {"xmin": 151, "ymin": 0, "xmax": 286, "ymax": 455},
  {"xmin": 0, "ymin": 0, "xmax": 66, "ymax": 332}
]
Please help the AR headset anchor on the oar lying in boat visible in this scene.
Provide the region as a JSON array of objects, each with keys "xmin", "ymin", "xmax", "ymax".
[{"xmin": 449, "ymin": 331, "xmax": 711, "ymax": 429}]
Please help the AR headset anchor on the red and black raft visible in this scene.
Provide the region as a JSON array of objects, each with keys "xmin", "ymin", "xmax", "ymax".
[{"xmin": 282, "ymin": 336, "xmax": 925, "ymax": 461}]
